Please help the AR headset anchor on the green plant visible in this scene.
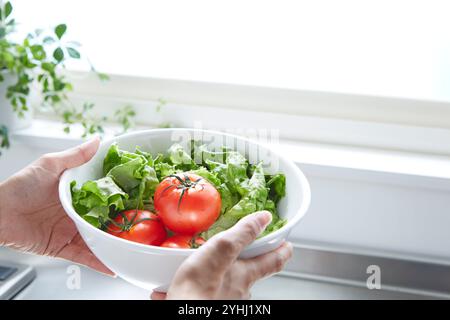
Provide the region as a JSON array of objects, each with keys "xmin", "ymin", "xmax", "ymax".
[
  {"xmin": 0, "ymin": 1, "xmax": 137, "ymax": 154},
  {"xmin": 114, "ymin": 105, "xmax": 136, "ymax": 134},
  {"xmin": 62, "ymin": 102, "xmax": 108, "ymax": 138},
  {"xmin": 0, "ymin": 125, "xmax": 9, "ymax": 155},
  {"xmin": 0, "ymin": 2, "xmax": 79, "ymax": 117}
]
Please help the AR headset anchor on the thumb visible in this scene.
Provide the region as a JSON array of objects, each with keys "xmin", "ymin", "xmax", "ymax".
[{"xmin": 40, "ymin": 137, "xmax": 100, "ymax": 174}]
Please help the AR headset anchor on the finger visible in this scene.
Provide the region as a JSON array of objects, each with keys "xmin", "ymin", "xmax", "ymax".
[
  {"xmin": 189, "ymin": 211, "xmax": 272, "ymax": 275},
  {"xmin": 242, "ymin": 241, "xmax": 293, "ymax": 283},
  {"xmin": 57, "ymin": 233, "xmax": 115, "ymax": 276},
  {"xmin": 56, "ymin": 137, "xmax": 100, "ymax": 171},
  {"xmin": 40, "ymin": 137, "xmax": 100, "ymax": 174},
  {"xmin": 151, "ymin": 291, "xmax": 167, "ymax": 300},
  {"xmin": 214, "ymin": 210, "xmax": 272, "ymax": 253}
]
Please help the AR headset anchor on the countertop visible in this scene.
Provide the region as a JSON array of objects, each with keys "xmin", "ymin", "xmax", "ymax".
[{"xmin": 0, "ymin": 247, "xmax": 429, "ymax": 300}]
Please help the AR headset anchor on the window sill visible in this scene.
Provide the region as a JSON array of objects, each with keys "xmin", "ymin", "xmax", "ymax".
[
  {"xmin": 12, "ymin": 119, "xmax": 450, "ymax": 191},
  {"xmin": 55, "ymin": 71, "xmax": 450, "ymax": 157}
]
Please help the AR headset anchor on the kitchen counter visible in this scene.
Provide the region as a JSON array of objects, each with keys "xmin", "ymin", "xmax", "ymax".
[{"xmin": 0, "ymin": 247, "xmax": 432, "ymax": 300}]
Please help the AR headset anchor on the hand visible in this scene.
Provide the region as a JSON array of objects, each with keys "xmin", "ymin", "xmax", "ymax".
[
  {"xmin": 151, "ymin": 211, "xmax": 293, "ymax": 300},
  {"xmin": 0, "ymin": 138, "xmax": 112, "ymax": 275}
]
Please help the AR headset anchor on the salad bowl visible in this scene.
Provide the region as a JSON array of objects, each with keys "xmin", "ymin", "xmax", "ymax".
[{"xmin": 59, "ymin": 128, "xmax": 311, "ymax": 291}]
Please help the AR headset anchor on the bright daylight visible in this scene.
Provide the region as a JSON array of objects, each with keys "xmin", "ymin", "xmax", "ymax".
[{"xmin": 1, "ymin": 0, "xmax": 450, "ymax": 307}]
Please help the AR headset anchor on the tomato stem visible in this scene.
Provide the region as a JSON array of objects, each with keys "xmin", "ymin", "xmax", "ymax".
[{"xmin": 166, "ymin": 174, "xmax": 204, "ymax": 212}]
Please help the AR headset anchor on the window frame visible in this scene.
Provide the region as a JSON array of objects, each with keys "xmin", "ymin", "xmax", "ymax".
[{"xmin": 35, "ymin": 71, "xmax": 450, "ymax": 157}]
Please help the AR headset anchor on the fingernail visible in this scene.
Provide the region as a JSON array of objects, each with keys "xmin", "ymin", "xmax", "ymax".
[
  {"xmin": 256, "ymin": 211, "xmax": 272, "ymax": 228},
  {"xmin": 87, "ymin": 136, "xmax": 100, "ymax": 144},
  {"xmin": 82, "ymin": 136, "xmax": 101, "ymax": 148},
  {"xmin": 280, "ymin": 242, "xmax": 293, "ymax": 259}
]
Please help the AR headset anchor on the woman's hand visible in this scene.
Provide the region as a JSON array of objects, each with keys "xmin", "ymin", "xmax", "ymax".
[
  {"xmin": 0, "ymin": 138, "xmax": 112, "ymax": 275},
  {"xmin": 152, "ymin": 211, "xmax": 293, "ymax": 300}
]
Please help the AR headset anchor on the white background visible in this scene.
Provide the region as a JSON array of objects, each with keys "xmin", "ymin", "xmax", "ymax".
[{"xmin": 10, "ymin": 0, "xmax": 450, "ymax": 102}]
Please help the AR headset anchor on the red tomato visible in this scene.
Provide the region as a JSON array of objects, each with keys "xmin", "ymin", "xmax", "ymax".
[
  {"xmin": 106, "ymin": 210, "xmax": 166, "ymax": 246},
  {"xmin": 154, "ymin": 173, "xmax": 221, "ymax": 235},
  {"xmin": 161, "ymin": 235, "xmax": 206, "ymax": 249}
]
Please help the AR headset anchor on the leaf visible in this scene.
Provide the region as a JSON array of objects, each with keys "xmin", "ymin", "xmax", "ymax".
[
  {"xmin": 125, "ymin": 165, "xmax": 159, "ymax": 210},
  {"xmin": 102, "ymin": 144, "xmax": 159, "ymax": 210},
  {"xmin": 266, "ymin": 173, "xmax": 286, "ymax": 204},
  {"xmin": 34, "ymin": 28, "xmax": 43, "ymax": 37},
  {"xmin": 0, "ymin": 125, "xmax": 10, "ymax": 150},
  {"xmin": 4, "ymin": 2, "xmax": 12, "ymax": 18},
  {"xmin": 66, "ymin": 47, "xmax": 80, "ymax": 59},
  {"xmin": 201, "ymin": 214, "xmax": 237, "ymax": 240},
  {"xmin": 30, "ymin": 45, "xmax": 46, "ymax": 60},
  {"xmin": 84, "ymin": 206, "xmax": 110, "ymax": 228},
  {"xmin": 154, "ymin": 162, "xmax": 177, "ymax": 180},
  {"xmin": 202, "ymin": 163, "xmax": 268, "ymax": 239},
  {"xmin": 206, "ymin": 150, "xmax": 248, "ymax": 194},
  {"xmin": 70, "ymin": 177, "xmax": 128, "ymax": 227},
  {"xmin": 168, "ymin": 143, "xmax": 197, "ymax": 170},
  {"xmin": 189, "ymin": 166, "xmax": 222, "ymax": 187},
  {"xmin": 41, "ymin": 62, "xmax": 55, "ymax": 72},
  {"xmin": 43, "ymin": 36, "xmax": 55, "ymax": 44},
  {"xmin": 67, "ymin": 41, "xmax": 81, "ymax": 47},
  {"xmin": 53, "ymin": 47, "xmax": 64, "ymax": 62},
  {"xmin": 217, "ymin": 183, "xmax": 239, "ymax": 214},
  {"xmin": 259, "ymin": 218, "xmax": 286, "ymax": 238},
  {"xmin": 97, "ymin": 72, "xmax": 110, "ymax": 81},
  {"xmin": 107, "ymin": 157, "xmax": 145, "ymax": 192},
  {"xmin": 103, "ymin": 143, "xmax": 122, "ymax": 175},
  {"xmin": 55, "ymin": 24, "xmax": 67, "ymax": 39}
]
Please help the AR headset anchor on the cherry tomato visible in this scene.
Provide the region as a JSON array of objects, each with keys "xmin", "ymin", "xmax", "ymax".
[
  {"xmin": 106, "ymin": 210, "xmax": 166, "ymax": 246},
  {"xmin": 154, "ymin": 173, "xmax": 221, "ymax": 235},
  {"xmin": 161, "ymin": 235, "xmax": 206, "ymax": 249}
]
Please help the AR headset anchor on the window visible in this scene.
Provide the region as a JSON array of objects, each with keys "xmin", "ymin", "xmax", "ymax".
[
  {"xmin": 12, "ymin": 0, "xmax": 450, "ymax": 102},
  {"xmin": 7, "ymin": 0, "xmax": 450, "ymax": 156}
]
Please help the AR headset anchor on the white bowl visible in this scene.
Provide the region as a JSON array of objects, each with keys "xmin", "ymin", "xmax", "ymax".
[{"xmin": 59, "ymin": 128, "xmax": 311, "ymax": 291}]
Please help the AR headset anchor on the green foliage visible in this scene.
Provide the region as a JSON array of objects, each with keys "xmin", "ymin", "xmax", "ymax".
[
  {"xmin": 0, "ymin": 2, "xmax": 81, "ymax": 118},
  {"xmin": 114, "ymin": 105, "xmax": 136, "ymax": 134},
  {"xmin": 62, "ymin": 102, "xmax": 107, "ymax": 138},
  {"xmin": 155, "ymin": 98, "xmax": 167, "ymax": 112},
  {"xmin": 0, "ymin": 125, "xmax": 10, "ymax": 155},
  {"xmin": 0, "ymin": 1, "xmax": 138, "ymax": 155}
]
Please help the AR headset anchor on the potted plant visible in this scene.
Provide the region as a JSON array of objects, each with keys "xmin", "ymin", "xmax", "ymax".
[{"xmin": 0, "ymin": 1, "xmax": 136, "ymax": 155}]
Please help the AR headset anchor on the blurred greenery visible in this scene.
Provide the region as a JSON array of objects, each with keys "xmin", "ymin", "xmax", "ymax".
[{"xmin": 0, "ymin": 1, "xmax": 139, "ymax": 154}]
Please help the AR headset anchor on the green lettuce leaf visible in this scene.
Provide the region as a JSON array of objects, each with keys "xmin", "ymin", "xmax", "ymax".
[
  {"xmin": 73, "ymin": 142, "xmax": 287, "ymax": 240},
  {"xmin": 266, "ymin": 173, "xmax": 286, "ymax": 203},
  {"xmin": 189, "ymin": 166, "xmax": 222, "ymax": 187},
  {"xmin": 70, "ymin": 177, "xmax": 128, "ymax": 227},
  {"xmin": 102, "ymin": 143, "xmax": 122, "ymax": 175},
  {"xmin": 202, "ymin": 162, "xmax": 268, "ymax": 239},
  {"xmin": 206, "ymin": 151, "xmax": 248, "ymax": 195},
  {"xmin": 107, "ymin": 157, "xmax": 145, "ymax": 192},
  {"xmin": 168, "ymin": 143, "xmax": 197, "ymax": 171}
]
